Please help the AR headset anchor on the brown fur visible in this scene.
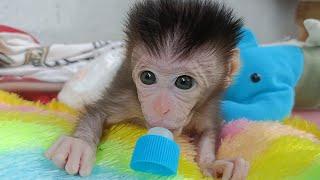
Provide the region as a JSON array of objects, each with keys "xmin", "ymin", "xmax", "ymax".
[
  {"xmin": 73, "ymin": 44, "xmax": 228, "ymax": 147},
  {"xmin": 51, "ymin": 0, "xmax": 246, "ymax": 178},
  {"xmin": 73, "ymin": 57, "xmax": 143, "ymax": 146},
  {"xmin": 73, "ymin": 27, "xmax": 240, "ymax": 148}
]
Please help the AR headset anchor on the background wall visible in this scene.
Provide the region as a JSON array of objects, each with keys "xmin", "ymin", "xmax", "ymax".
[
  {"xmin": 222, "ymin": 0, "xmax": 299, "ymax": 44},
  {"xmin": 0, "ymin": 0, "xmax": 299, "ymax": 44}
]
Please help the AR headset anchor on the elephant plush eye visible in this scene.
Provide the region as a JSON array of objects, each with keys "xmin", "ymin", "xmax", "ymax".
[{"xmin": 250, "ymin": 73, "xmax": 261, "ymax": 83}]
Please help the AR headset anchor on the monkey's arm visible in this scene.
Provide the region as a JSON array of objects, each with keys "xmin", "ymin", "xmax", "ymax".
[
  {"xmin": 45, "ymin": 58, "xmax": 142, "ymax": 176},
  {"xmin": 45, "ymin": 88, "xmax": 141, "ymax": 176},
  {"xmin": 73, "ymin": 105, "xmax": 107, "ymax": 147},
  {"xmin": 45, "ymin": 102, "xmax": 108, "ymax": 176},
  {"xmin": 194, "ymin": 99, "xmax": 249, "ymax": 179},
  {"xmin": 45, "ymin": 101, "xmax": 136, "ymax": 176},
  {"xmin": 197, "ymin": 130, "xmax": 249, "ymax": 180}
]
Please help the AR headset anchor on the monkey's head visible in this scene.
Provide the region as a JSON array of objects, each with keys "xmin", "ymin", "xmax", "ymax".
[{"xmin": 125, "ymin": 0, "xmax": 243, "ymax": 131}]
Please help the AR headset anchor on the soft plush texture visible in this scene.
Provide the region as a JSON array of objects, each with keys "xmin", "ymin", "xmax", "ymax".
[
  {"xmin": 0, "ymin": 90, "xmax": 320, "ymax": 179},
  {"xmin": 0, "ymin": 91, "xmax": 202, "ymax": 179},
  {"xmin": 218, "ymin": 117, "xmax": 320, "ymax": 180},
  {"xmin": 222, "ymin": 28, "xmax": 304, "ymax": 122}
]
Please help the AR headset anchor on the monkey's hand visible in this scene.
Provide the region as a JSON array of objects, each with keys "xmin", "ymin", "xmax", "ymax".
[
  {"xmin": 201, "ymin": 158, "xmax": 249, "ymax": 180},
  {"xmin": 45, "ymin": 135, "xmax": 96, "ymax": 176}
]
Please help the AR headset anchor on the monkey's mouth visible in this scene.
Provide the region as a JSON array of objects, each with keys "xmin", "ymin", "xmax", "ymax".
[{"xmin": 146, "ymin": 120, "xmax": 178, "ymax": 131}]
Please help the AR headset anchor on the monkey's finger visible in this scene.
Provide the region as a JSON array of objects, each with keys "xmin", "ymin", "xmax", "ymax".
[
  {"xmin": 79, "ymin": 146, "xmax": 95, "ymax": 176},
  {"xmin": 231, "ymin": 158, "xmax": 246, "ymax": 180},
  {"xmin": 212, "ymin": 166, "xmax": 223, "ymax": 178},
  {"xmin": 200, "ymin": 166, "xmax": 212, "ymax": 177},
  {"xmin": 212, "ymin": 160, "xmax": 233, "ymax": 180},
  {"xmin": 45, "ymin": 136, "xmax": 65, "ymax": 159},
  {"xmin": 242, "ymin": 161, "xmax": 250, "ymax": 179},
  {"xmin": 221, "ymin": 163, "xmax": 234, "ymax": 180},
  {"xmin": 240, "ymin": 160, "xmax": 249, "ymax": 180},
  {"xmin": 65, "ymin": 143, "xmax": 82, "ymax": 175},
  {"xmin": 52, "ymin": 140, "xmax": 71, "ymax": 169}
]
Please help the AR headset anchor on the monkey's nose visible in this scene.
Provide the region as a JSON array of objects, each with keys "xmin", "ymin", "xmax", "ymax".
[
  {"xmin": 154, "ymin": 105, "xmax": 170, "ymax": 117},
  {"xmin": 153, "ymin": 93, "xmax": 171, "ymax": 116},
  {"xmin": 161, "ymin": 108, "xmax": 170, "ymax": 115}
]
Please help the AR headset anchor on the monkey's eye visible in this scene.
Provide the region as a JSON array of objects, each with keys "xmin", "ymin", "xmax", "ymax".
[
  {"xmin": 140, "ymin": 71, "xmax": 156, "ymax": 85},
  {"xmin": 175, "ymin": 75, "xmax": 194, "ymax": 90},
  {"xmin": 250, "ymin": 73, "xmax": 261, "ymax": 83}
]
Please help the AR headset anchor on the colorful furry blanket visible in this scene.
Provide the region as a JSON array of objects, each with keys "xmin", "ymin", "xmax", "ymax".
[{"xmin": 0, "ymin": 91, "xmax": 319, "ymax": 179}]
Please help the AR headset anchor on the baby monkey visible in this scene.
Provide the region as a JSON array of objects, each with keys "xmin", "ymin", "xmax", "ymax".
[{"xmin": 46, "ymin": 0, "xmax": 249, "ymax": 179}]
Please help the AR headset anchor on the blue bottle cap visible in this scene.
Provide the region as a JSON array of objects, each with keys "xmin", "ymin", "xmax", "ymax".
[{"xmin": 130, "ymin": 127, "xmax": 180, "ymax": 176}]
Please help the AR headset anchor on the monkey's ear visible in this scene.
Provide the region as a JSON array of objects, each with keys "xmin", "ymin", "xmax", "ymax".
[{"xmin": 224, "ymin": 48, "xmax": 240, "ymax": 88}]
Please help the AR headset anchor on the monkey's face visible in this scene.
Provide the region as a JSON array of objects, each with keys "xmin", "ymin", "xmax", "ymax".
[{"xmin": 132, "ymin": 48, "xmax": 226, "ymax": 132}]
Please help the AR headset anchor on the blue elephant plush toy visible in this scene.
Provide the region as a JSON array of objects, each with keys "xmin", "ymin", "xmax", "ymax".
[{"xmin": 222, "ymin": 28, "xmax": 304, "ymax": 122}]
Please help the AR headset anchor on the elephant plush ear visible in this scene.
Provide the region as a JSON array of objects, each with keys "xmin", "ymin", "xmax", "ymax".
[{"xmin": 238, "ymin": 28, "xmax": 259, "ymax": 49}]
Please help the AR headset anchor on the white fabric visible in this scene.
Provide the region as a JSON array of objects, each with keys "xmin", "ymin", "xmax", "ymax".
[
  {"xmin": 0, "ymin": 32, "xmax": 39, "ymax": 55},
  {"xmin": 58, "ymin": 42, "xmax": 125, "ymax": 109},
  {"xmin": 304, "ymin": 19, "xmax": 320, "ymax": 47},
  {"xmin": 0, "ymin": 30, "xmax": 123, "ymax": 83}
]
